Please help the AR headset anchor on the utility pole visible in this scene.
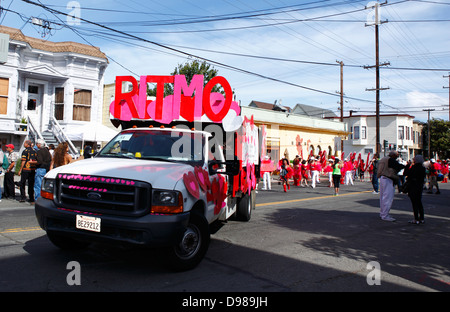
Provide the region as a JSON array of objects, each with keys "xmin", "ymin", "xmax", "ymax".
[
  {"xmin": 337, "ymin": 60, "xmax": 344, "ymax": 122},
  {"xmin": 423, "ymin": 108, "xmax": 434, "ymax": 159},
  {"xmin": 364, "ymin": 1, "xmax": 389, "ymax": 155},
  {"xmin": 337, "ymin": 60, "xmax": 344, "ymax": 157},
  {"xmin": 444, "ymin": 73, "xmax": 449, "ymax": 121}
]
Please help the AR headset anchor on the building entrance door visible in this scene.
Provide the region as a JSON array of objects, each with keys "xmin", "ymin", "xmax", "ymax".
[{"xmin": 25, "ymin": 83, "xmax": 44, "ymax": 132}]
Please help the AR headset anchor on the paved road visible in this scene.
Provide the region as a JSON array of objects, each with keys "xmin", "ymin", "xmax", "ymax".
[{"xmin": 1, "ymin": 177, "xmax": 449, "ymax": 296}]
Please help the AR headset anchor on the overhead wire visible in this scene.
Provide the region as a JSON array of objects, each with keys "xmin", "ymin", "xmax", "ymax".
[{"xmin": 21, "ymin": 0, "xmax": 379, "ymax": 104}]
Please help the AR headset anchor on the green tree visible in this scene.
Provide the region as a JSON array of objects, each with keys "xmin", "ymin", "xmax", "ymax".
[
  {"xmin": 147, "ymin": 59, "xmax": 222, "ymax": 97},
  {"xmin": 423, "ymin": 118, "xmax": 450, "ymax": 159}
]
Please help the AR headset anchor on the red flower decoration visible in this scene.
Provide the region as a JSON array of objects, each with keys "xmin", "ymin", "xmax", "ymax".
[
  {"xmin": 194, "ymin": 166, "xmax": 210, "ymax": 192},
  {"xmin": 183, "ymin": 171, "xmax": 200, "ymax": 199}
]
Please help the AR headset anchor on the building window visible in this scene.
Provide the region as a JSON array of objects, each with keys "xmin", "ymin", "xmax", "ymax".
[
  {"xmin": 361, "ymin": 126, "xmax": 367, "ymax": 139},
  {"xmin": 54, "ymin": 87, "xmax": 64, "ymax": 120},
  {"xmin": 73, "ymin": 88, "xmax": 91, "ymax": 121},
  {"xmin": 398, "ymin": 126, "xmax": 404, "ymax": 140},
  {"xmin": 354, "ymin": 126, "xmax": 360, "ymax": 140},
  {"xmin": 0, "ymin": 77, "xmax": 8, "ymax": 115}
]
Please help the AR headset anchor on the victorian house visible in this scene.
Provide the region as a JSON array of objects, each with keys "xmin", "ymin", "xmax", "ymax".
[{"xmin": 0, "ymin": 26, "xmax": 109, "ymax": 155}]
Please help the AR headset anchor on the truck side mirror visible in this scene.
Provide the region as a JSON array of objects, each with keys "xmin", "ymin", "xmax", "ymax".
[{"xmin": 208, "ymin": 160, "xmax": 240, "ymax": 176}]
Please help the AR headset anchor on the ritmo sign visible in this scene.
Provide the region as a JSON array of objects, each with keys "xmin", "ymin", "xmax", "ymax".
[{"xmin": 109, "ymin": 75, "xmax": 242, "ymax": 128}]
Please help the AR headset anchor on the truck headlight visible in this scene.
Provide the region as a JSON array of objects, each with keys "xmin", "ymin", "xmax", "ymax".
[
  {"xmin": 41, "ymin": 178, "xmax": 55, "ymax": 200},
  {"xmin": 151, "ymin": 190, "xmax": 183, "ymax": 214}
]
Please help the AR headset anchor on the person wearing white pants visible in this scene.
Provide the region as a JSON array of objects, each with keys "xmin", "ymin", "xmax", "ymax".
[
  {"xmin": 377, "ymin": 150, "xmax": 405, "ymax": 222},
  {"xmin": 379, "ymin": 176, "xmax": 395, "ymax": 221}
]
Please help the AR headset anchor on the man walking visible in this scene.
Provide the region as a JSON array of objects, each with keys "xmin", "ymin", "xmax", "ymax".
[{"xmin": 377, "ymin": 150, "xmax": 406, "ymax": 221}]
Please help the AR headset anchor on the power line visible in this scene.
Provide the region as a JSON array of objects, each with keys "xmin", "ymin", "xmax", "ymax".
[{"xmin": 20, "ymin": 0, "xmax": 377, "ymax": 104}]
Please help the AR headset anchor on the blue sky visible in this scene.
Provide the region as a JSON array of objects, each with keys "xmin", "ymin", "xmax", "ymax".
[{"xmin": 1, "ymin": 0, "xmax": 449, "ymax": 122}]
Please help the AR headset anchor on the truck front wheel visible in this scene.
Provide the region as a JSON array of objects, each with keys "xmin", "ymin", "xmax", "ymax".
[{"xmin": 163, "ymin": 212, "xmax": 210, "ymax": 271}]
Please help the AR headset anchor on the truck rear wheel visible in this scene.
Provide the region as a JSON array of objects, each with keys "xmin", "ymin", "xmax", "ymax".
[
  {"xmin": 163, "ymin": 211, "xmax": 210, "ymax": 271},
  {"xmin": 236, "ymin": 190, "xmax": 254, "ymax": 221}
]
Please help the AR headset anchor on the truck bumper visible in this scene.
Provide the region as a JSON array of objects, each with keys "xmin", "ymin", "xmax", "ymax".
[{"xmin": 35, "ymin": 198, "xmax": 190, "ymax": 247}]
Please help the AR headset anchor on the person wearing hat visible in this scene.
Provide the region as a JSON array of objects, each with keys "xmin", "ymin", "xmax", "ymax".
[
  {"xmin": 428, "ymin": 158, "xmax": 441, "ymax": 194},
  {"xmin": 28, "ymin": 139, "xmax": 52, "ymax": 201},
  {"xmin": 3, "ymin": 144, "xmax": 19, "ymax": 199}
]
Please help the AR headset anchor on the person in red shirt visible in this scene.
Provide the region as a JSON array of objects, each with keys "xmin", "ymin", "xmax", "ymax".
[{"xmin": 427, "ymin": 158, "xmax": 441, "ymax": 194}]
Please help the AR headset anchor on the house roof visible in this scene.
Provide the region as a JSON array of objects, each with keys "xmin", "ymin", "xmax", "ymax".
[
  {"xmin": 0, "ymin": 26, "xmax": 108, "ymax": 60},
  {"xmin": 249, "ymin": 100, "xmax": 291, "ymax": 112},
  {"xmin": 291, "ymin": 103, "xmax": 337, "ymax": 118}
]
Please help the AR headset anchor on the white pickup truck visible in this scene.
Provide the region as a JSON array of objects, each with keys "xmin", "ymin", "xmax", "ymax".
[{"xmin": 35, "ymin": 120, "xmax": 260, "ymax": 271}]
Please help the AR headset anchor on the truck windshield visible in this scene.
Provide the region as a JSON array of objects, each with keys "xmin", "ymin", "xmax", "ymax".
[{"xmin": 97, "ymin": 129, "xmax": 205, "ymax": 165}]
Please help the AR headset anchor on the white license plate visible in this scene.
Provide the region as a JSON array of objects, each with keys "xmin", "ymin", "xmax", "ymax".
[{"xmin": 76, "ymin": 215, "xmax": 101, "ymax": 232}]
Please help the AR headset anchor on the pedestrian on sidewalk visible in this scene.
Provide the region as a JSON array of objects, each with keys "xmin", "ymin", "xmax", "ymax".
[
  {"xmin": 29, "ymin": 139, "xmax": 52, "ymax": 201},
  {"xmin": 3, "ymin": 144, "xmax": 18, "ymax": 199},
  {"xmin": 377, "ymin": 150, "xmax": 406, "ymax": 222},
  {"xmin": 370, "ymin": 153, "xmax": 380, "ymax": 194},
  {"xmin": 404, "ymin": 155, "xmax": 426, "ymax": 224},
  {"xmin": 18, "ymin": 140, "xmax": 37, "ymax": 203}
]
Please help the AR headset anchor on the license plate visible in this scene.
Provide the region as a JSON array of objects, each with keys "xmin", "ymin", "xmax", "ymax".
[{"xmin": 76, "ymin": 215, "xmax": 101, "ymax": 232}]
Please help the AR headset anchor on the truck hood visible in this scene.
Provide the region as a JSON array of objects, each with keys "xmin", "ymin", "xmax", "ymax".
[{"xmin": 45, "ymin": 157, "xmax": 195, "ymax": 189}]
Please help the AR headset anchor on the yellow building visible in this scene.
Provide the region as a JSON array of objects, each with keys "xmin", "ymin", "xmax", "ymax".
[{"xmin": 241, "ymin": 104, "xmax": 347, "ymax": 165}]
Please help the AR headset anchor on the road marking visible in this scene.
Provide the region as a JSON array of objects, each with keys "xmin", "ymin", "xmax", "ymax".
[
  {"xmin": 0, "ymin": 227, "xmax": 42, "ymax": 234},
  {"xmin": 256, "ymin": 191, "xmax": 372, "ymax": 207},
  {"xmin": 0, "ymin": 191, "xmax": 372, "ymax": 232}
]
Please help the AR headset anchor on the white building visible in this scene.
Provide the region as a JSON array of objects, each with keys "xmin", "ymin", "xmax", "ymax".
[
  {"xmin": 340, "ymin": 113, "xmax": 416, "ymax": 160},
  {"xmin": 0, "ymin": 26, "xmax": 109, "ymax": 154}
]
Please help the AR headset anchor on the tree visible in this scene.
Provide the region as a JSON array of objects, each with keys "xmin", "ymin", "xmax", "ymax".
[
  {"xmin": 423, "ymin": 118, "xmax": 450, "ymax": 159},
  {"xmin": 147, "ymin": 59, "xmax": 222, "ymax": 97}
]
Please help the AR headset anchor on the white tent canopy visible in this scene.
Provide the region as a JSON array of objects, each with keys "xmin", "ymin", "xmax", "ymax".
[{"xmin": 65, "ymin": 122, "xmax": 119, "ymax": 142}]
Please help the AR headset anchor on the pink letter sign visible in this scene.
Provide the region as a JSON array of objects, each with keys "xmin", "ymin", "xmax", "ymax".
[{"xmin": 109, "ymin": 75, "xmax": 241, "ymax": 127}]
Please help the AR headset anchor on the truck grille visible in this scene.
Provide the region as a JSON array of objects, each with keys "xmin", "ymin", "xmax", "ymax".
[{"xmin": 55, "ymin": 174, "xmax": 151, "ymax": 216}]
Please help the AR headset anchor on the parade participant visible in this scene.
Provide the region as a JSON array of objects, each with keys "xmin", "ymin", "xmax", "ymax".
[
  {"xmin": 300, "ymin": 159, "xmax": 309, "ymax": 187},
  {"xmin": 427, "ymin": 158, "xmax": 441, "ymax": 194},
  {"xmin": 323, "ymin": 159, "xmax": 333, "ymax": 187},
  {"xmin": 280, "ymin": 158, "xmax": 291, "ymax": 192},
  {"xmin": 261, "ymin": 156, "xmax": 273, "ymax": 190},
  {"xmin": 292, "ymin": 155, "xmax": 301, "ymax": 186},
  {"xmin": 310, "ymin": 157, "xmax": 319, "ymax": 188},
  {"xmin": 344, "ymin": 159, "xmax": 354, "ymax": 185}
]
